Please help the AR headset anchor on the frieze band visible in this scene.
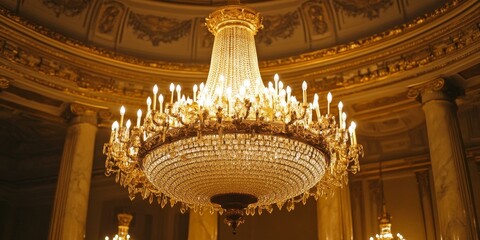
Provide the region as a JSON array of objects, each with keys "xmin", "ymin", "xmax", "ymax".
[{"xmin": 127, "ymin": 13, "xmax": 192, "ymax": 46}]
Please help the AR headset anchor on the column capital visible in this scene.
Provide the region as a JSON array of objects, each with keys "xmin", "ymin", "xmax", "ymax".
[
  {"xmin": 407, "ymin": 78, "xmax": 464, "ymax": 104},
  {"xmin": 64, "ymin": 102, "xmax": 112, "ymax": 126}
]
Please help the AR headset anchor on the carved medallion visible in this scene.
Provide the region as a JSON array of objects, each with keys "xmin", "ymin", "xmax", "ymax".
[
  {"xmin": 333, "ymin": 0, "xmax": 393, "ymax": 19},
  {"xmin": 128, "ymin": 13, "xmax": 192, "ymax": 46},
  {"xmin": 303, "ymin": 0, "xmax": 329, "ymax": 35},
  {"xmin": 98, "ymin": 3, "xmax": 124, "ymax": 34},
  {"xmin": 256, "ymin": 11, "xmax": 300, "ymax": 46}
]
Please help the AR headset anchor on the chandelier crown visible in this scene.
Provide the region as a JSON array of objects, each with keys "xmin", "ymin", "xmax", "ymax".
[{"xmin": 206, "ymin": 5, "xmax": 263, "ymax": 36}]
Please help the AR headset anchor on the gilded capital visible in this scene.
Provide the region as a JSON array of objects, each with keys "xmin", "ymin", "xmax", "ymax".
[
  {"xmin": 64, "ymin": 102, "xmax": 112, "ymax": 126},
  {"xmin": 407, "ymin": 78, "xmax": 463, "ymax": 104}
]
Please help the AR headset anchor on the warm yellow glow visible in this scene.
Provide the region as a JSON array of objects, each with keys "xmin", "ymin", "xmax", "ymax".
[{"xmin": 104, "ymin": 2, "xmax": 362, "ymax": 218}]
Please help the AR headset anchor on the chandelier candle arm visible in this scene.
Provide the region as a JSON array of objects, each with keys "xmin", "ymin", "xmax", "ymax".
[{"xmin": 104, "ymin": 1, "xmax": 363, "ymax": 234}]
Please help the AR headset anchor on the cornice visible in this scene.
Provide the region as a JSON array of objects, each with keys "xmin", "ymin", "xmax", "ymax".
[{"xmin": 0, "ymin": 0, "xmax": 470, "ymax": 71}]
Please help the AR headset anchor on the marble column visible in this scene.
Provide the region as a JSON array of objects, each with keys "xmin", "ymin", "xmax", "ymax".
[
  {"xmin": 188, "ymin": 212, "xmax": 218, "ymax": 240},
  {"xmin": 317, "ymin": 186, "xmax": 353, "ymax": 240},
  {"xmin": 415, "ymin": 170, "xmax": 436, "ymax": 240},
  {"xmin": 49, "ymin": 103, "xmax": 107, "ymax": 240},
  {"xmin": 408, "ymin": 79, "xmax": 479, "ymax": 239}
]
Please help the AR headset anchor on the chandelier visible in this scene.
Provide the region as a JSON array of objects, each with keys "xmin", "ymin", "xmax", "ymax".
[
  {"xmin": 105, "ymin": 213, "xmax": 133, "ymax": 240},
  {"xmin": 369, "ymin": 205, "xmax": 405, "ymax": 240},
  {"xmin": 104, "ymin": 0, "xmax": 363, "ymax": 233},
  {"xmin": 370, "ymin": 160, "xmax": 405, "ymax": 240}
]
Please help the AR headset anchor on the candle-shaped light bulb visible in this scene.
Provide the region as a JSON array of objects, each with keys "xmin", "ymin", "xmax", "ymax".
[
  {"xmin": 136, "ymin": 109, "xmax": 142, "ymax": 127},
  {"xmin": 274, "ymin": 74, "xmax": 279, "ymax": 94},
  {"xmin": 110, "ymin": 121, "xmax": 119, "ymax": 143},
  {"xmin": 193, "ymin": 84, "xmax": 198, "ymax": 102},
  {"xmin": 286, "ymin": 86, "xmax": 291, "ymax": 102},
  {"xmin": 126, "ymin": 119, "xmax": 131, "ymax": 129},
  {"xmin": 112, "ymin": 121, "xmax": 119, "ymax": 131},
  {"xmin": 348, "ymin": 125, "xmax": 354, "ymax": 145},
  {"xmin": 313, "ymin": 93, "xmax": 320, "ymax": 120},
  {"xmin": 147, "ymin": 97, "xmax": 152, "ymax": 114},
  {"xmin": 176, "ymin": 84, "xmax": 181, "ymax": 102},
  {"xmin": 280, "ymin": 89, "xmax": 286, "ymax": 102},
  {"xmin": 327, "ymin": 92, "xmax": 332, "ymax": 115},
  {"xmin": 170, "ymin": 83, "xmax": 175, "ymax": 104},
  {"xmin": 274, "ymin": 73, "xmax": 279, "ymax": 82},
  {"xmin": 200, "ymin": 82, "xmax": 205, "ymax": 92},
  {"xmin": 268, "ymin": 81, "xmax": 274, "ymax": 91},
  {"xmin": 302, "ymin": 81, "xmax": 307, "ymax": 105},
  {"xmin": 338, "ymin": 101, "xmax": 343, "ymax": 127},
  {"xmin": 351, "ymin": 121, "xmax": 357, "ymax": 144},
  {"xmin": 119, "ymin": 106, "xmax": 126, "ymax": 127},
  {"xmin": 153, "ymin": 84, "xmax": 158, "ymax": 110},
  {"xmin": 278, "ymin": 81, "xmax": 283, "ymax": 90},
  {"xmin": 342, "ymin": 112, "xmax": 347, "ymax": 129},
  {"xmin": 159, "ymin": 94, "xmax": 164, "ymax": 113}
]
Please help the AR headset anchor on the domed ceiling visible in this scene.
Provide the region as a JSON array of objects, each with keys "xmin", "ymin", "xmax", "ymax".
[{"xmin": 0, "ymin": 0, "xmax": 448, "ymax": 62}]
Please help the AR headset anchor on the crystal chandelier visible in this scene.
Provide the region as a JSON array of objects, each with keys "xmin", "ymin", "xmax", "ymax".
[
  {"xmin": 105, "ymin": 213, "xmax": 133, "ymax": 240},
  {"xmin": 369, "ymin": 205, "xmax": 405, "ymax": 240},
  {"xmin": 370, "ymin": 160, "xmax": 405, "ymax": 240},
  {"xmin": 104, "ymin": 0, "xmax": 363, "ymax": 233}
]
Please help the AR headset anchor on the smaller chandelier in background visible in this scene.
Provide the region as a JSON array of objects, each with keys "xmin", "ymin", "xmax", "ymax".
[
  {"xmin": 370, "ymin": 160, "xmax": 405, "ymax": 240},
  {"xmin": 105, "ymin": 213, "xmax": 133, "ymax": 240},
  {"xmin": 369, "ymin": 206, "xmax": 405, "ymax": 240}
]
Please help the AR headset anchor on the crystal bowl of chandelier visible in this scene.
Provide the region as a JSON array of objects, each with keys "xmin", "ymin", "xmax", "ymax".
[{"xmin": 104, "ymin": 73, "xmax": 362, "ymax": 214}]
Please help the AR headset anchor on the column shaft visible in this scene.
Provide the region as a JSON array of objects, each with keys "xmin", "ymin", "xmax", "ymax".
[
  {"xmin": 415, "ymin": 170, "xmax": 436, "ymax": 240},
  {"xmin": 317, "ymin": 186, "xmax": 353, "ymax": 240},
  {"xmin": 49, "ymin": 106, "xmax": 98, "ymax": 240},
  {"xmin": 188, "ymin": 212, "xmax": 218, "ymax": 240},
  {"xmin": 422, "ymin": 98, "xmax": 476, "ymax": 239},
  {"xmin": 409, "ymin": 79, "xmax": 478, "ymax": 239}
]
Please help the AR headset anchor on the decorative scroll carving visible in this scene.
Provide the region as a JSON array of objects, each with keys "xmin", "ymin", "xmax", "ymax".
[
  {"xmin": 98, "ymin": 3, "xmax": 124, "ymax": 34},
  {"xmin": 128, "ymin": 13, "xmax": 192, "ymax": 46},
  {"xmin": 256, "ymin": 11, "xmax": 300, "ymax": 46},
  {"xmin": 333, "ymin": 0, "xmax": 393, "ymax": 20},
  {"xmin": 65, "ymin": 102, "xmax": 112, "ymax": 124},
  {"xmin": 303, "ymin": 0, "xmax": 328, "ymax": 35},
  {"xmin": 43, "ymin": 0, "xmax": 90, "ymax": 17}
]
